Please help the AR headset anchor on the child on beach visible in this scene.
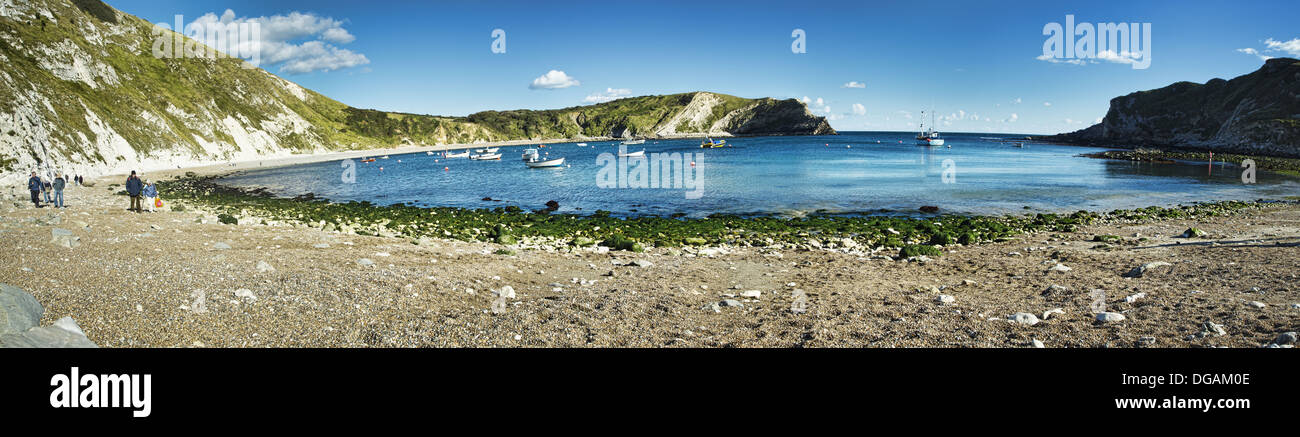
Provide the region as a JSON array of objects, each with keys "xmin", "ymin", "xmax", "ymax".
[{"xmin": 142, "ymin": 180, "xmax": 158, "ymax": 212}]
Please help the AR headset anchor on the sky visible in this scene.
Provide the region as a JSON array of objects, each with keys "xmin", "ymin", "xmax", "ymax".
[{"xmin": 107, "ymin": 0, "xmax": 1300, "ymax": 135}]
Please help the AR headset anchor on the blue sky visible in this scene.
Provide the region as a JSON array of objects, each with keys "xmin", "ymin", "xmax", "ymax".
[{"xmin": 110, "ymin": 0, "xmax": 1300, "ymax": 135}]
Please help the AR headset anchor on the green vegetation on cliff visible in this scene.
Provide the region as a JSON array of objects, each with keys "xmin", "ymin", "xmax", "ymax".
[{"xmin": 0, "ymin": 0, "xmax": 833, "ymax": 174}]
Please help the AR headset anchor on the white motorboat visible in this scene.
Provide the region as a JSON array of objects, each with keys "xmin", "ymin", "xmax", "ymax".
[
  {"xmin": 474, "ymin": 147, "xmax": 500, "ymax": 154},
  {"xmin": 470, "ymin": 153, "xmax": 501, "ymax": 160},
  {"xmin": 618, "ymin": 149, "xmax": 645, "ymax": 158},
  {"xmin": 521, "ymin": 148, "xmax": 564, "ymax": 168},
  {"xmin": 445, "ymin": 151, "xmax": 469, "ymax": 158},
  {"xmin": 620, "ymin": 139, "xmax": 645, "ymax": 145},
  {"xmin": 576, "ymin": 143, "xmax": 588, "ymax": 147},
  {"xmin": 526, "ymin": 157, "xmax": 565, "ymax": 168}
]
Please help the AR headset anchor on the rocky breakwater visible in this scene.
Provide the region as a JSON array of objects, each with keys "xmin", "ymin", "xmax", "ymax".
[{"xmin": 1, "ymin": 283, "xmax": 97, "ymax": 348}]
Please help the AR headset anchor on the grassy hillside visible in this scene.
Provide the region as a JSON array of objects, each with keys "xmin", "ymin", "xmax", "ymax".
[{"xmin": 0, "ymin": 0, "xmax": 830, "ymax": 178}]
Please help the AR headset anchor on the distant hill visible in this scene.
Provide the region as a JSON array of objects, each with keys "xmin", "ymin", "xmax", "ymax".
[
  {"xmin": 0, "ymin": 0, "xmax": 833, "ymax": 182},
  {"xmin": 1044, "ymin": 57, "xmax": 1300, "ymax": 157}
]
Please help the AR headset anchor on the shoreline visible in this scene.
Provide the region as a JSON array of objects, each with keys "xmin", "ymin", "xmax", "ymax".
[{"xmin": 155, "ymin": 174, "xmax": 1294, "ymax": 257}]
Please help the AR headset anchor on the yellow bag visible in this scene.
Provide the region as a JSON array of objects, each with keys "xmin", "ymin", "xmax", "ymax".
[{"xmin": 155, "ymin": 198, "xmax": 164, "ymax": 208}]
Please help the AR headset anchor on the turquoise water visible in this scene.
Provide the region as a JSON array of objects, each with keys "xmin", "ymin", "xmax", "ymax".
[{"xmin": 217, "ymin": 132, "xmax": 1300, "ymax": 218}]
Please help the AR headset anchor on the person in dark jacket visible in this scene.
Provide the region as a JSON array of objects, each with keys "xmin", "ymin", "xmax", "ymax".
[
  {"xmin": 42, "ymin": 178, "xmax": 52, "ymax": 203},
  {"xmin": 52, "ymin": 173, "xmax": 66, "ymax": 208},
  {"xmin": 125, "ymin": 171, "xmax": 143, "ymax": 212},
  {"xmin": 27, "ymin": 172, "xmax": 42, "ymax": 207}
]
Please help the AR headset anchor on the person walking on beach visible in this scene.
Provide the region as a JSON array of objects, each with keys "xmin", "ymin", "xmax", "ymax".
[
  {"xmin": 42, "ymin": 177, "xmax": 52, "ymax": 204},
  {"xmin": 142, "ymin": 180, "xmax": 158, "ymax": 212},
  {"xmin": 125, "ymin": 171, "xmax": 143, "ymax": 212},
  {"xmin": 27, "ymin": 172, "xmax": 42, "ymax": 208},
  {"xmin": 52, "ymin": 173, "xmax": 66, "ymax": 208}
]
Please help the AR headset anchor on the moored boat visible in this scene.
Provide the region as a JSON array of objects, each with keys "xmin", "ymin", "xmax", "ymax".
[
  {"xmin": 618, "ymin": 149, "xmax": 645, "ymax": 157},
  {"xmin": 620, "ymin": 139, "xmax": 645, "ymax": 145},
  {"xmin": 470, "ymin": 153, "xmax": 501, "ymax": 160},
  {"xmin": 521, "ymin": 148, "xmax": 564, "ymax": 167},
  {"xmin": 915, "ymin": 110, "xmax": 945, "ymax": 146},
  {"xmin": 700, "ymin": 137, "xmax": 727, "ymax": 148}
]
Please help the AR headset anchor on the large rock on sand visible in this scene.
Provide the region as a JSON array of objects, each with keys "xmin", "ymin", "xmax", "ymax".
[
  {"xmin": 50, "ymin": 228, "xmax": 80, "ymax": 249},
  {"xmin": 0, "ymin": 283, "xmax": 43, "ymax": 336},
  {"xmin": 0, "ymin": 284, "xmax": 97, "ymax": 348},
  {"xmin": 0, "ymin": 317, "xmax": 98, "ymax": 348}
]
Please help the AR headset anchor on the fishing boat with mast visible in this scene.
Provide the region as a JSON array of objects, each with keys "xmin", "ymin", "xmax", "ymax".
[{"xmin": 916, "ymin": 110, "xmax": 945, "ymax": 147}]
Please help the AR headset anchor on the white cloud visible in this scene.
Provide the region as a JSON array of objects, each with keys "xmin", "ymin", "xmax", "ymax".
[
  {"xmin": 1005, "ymin": 113, "xmax": 1019, "ymax": 123},
  {"xmin": 800, "ymin": 96, "xmax": 831, "ymax": 114},
  {"xmin": 1043, "ymin": 102, "xmax": 1052, "ymax": 107},
  {"xmin": 851, "ymin": 103, "xmax": 866, "ymax": 116},
  {"xmin": 529, "ymin": 70, "xmax": 580, "ymax": 90},
  {"xmin": 188, "ymin": 10, "xmax": 369, "ymax": 74},
  {"xmin": 583, "ymin": 88, "xmax": 632, "ymax": 103},
  {"xmin": 1096, "ymin": 50, "xmax": 1141, "ymax": 65},
  {"xmin": 1013, "ymin": 98, "xmax": 1022, "ymax": 105},
  {"xmin": 842, "ymin": 81, "xmax": 866, "ymax": 88},
  {"xmin": 1264, "ymin": 38, "xmax": 1300, "ymax": 56},
  {"xmin": 1035, "ymin": 54, "xmax": 1086, "ymax": 66},
  {"xmin": 1235, "ymin": 37, "xmax": 1300, "ymax": 62},
  {"xmin": 1236, "ymin": 48, "xmax": 1273, "ymax": 61}
]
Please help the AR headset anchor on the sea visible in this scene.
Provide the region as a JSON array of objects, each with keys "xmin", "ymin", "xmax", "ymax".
[{"xmin": 216, "ymin": 131, "xmax": 1300, "ymax": 218}]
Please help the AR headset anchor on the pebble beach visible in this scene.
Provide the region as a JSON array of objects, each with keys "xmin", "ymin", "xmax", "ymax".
[{"xmin": 2, "ymin": 169, "xmax": 1298, "ymax": 348}]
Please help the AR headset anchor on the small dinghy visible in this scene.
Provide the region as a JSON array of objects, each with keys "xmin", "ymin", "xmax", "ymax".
[
  {"xmin": 618, "ymin": 149, "xmax": 645, "ymax": 157},
  {"xmin": 445, "ymin": 151, "xmax": 469, "ymax": 158}
]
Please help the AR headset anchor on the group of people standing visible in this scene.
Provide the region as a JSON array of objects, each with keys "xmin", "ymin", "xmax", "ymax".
[
  {"xmin": 124, "ymin": 171, "xmax": 160, "ymax": 213},
  {"xmin": 25, "ymin": 172, "xmax": 80, "ymax": 208},
  {"xmin": 24, "ymin": 171, "xmax": 158, "ymax": 212}
]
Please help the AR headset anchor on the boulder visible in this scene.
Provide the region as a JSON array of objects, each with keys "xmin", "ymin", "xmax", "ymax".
[
  {"xmin": 50, "ymin": 228, "xmax": 80, "ymax": 249},
  {"xmin": 0, "ymin": 317, "xmax": 98, "ymax": 348},
  {"xmin": 1096, "ymin": 312, "xmax": 1127, "ymax": 323},
  {"xmin": 0, "ymin": 284, "xmax": 43, "ymax": 337},
  {"xmin": 1008, "ymin": 312, "xmax": 1039, "ymax": 326},
  {"xmin": 1123, "ymin": 261, "xmax": 1171, "ymax": 278}
]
